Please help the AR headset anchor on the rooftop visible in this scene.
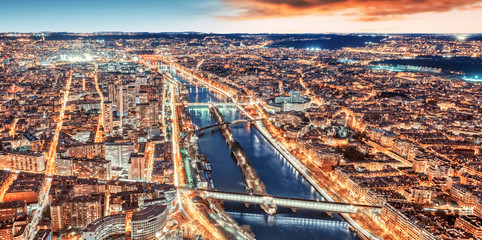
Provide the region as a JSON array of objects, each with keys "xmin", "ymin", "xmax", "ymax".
[{"xmin": 131, "ymin": 204, "xmax": 167, "ymax": 222}]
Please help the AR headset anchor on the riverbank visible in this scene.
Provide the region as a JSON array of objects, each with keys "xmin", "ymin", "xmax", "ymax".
[
  {"xmin": 250, "ymin": 120, "xmax": 379, "ymax": 240},
  {"xmin": 165, "ymin": 69, "xmax": 256, "ymax": 240},
  {"xmin": 163, "ymin": 63, "xmax": 370, "ymax": 239}
]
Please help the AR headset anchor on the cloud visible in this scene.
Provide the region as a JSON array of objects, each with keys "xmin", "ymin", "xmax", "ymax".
[{"xmin": 221, "ymin": 0, "xmax": 482, "ymax": 21}]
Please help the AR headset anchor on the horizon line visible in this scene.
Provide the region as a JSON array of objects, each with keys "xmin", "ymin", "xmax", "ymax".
[{"xmin": 1, "ymin": 31, "xmax": 481, "ymax": 35}]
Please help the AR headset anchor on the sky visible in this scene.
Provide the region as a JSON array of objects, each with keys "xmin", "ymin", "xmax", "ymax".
[{"xmin": 0, "ymin": 0, "xmax": 481, "ymax": 33}]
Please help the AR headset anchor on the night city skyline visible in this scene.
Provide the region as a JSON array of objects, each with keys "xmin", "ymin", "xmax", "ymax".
[{"xmin": 0, "ymin": 1, "xmax": 481, "ymax": 240}]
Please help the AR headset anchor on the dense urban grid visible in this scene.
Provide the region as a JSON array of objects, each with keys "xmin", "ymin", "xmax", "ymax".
[{"xmin": 0, "ymin": 32, "xmax": 480, "ymax": 240}]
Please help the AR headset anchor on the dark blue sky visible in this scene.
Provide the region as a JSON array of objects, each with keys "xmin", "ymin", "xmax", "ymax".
[{"xmin": 0, "ymin": 0, "xmax": 228, "ymax": 32}]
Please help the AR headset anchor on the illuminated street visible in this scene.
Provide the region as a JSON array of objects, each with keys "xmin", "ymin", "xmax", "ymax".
[
  {"xmin": 0, "ymin": 9, "xmax": 480, "ymax": 239},
  {"xmin": 93, "ymin": 68, "xmax": 104, "ymax": 143},
  {"xmin": 27, "ymin": 71, "xmax": 73, "ymax": 239}
]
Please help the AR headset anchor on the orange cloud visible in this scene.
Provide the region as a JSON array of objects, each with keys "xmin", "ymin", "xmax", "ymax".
[{"xmin": 222, "ymin": 0, "xmax": 482, "ymax": 21}]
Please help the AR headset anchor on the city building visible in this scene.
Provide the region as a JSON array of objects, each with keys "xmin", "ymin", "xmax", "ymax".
[
  {"xmin": 128, "ymin": 153, "xmax": 146, "ymax": 181},
  {"xmin": 131, "ymin": 204, "xmax": 167, "ymax": 240},
  {"xmin": 103, "ymin": 101, "xmax": 114, "ymax": 136},
  {"xmin": 56, "ymin": 156, "xmax": 111, "ymax": 180},
  {"xmin": 82, "ymin": 214, "xmax": 127, "ymax": 240},
  {"xmin": 455, "ymin": 215, "xmax": 482, "ymax": 238},
  {"xmin": 0, "ymin": 151, "xmax": 45, "ymax": 172},
  {"xmin": 82, "ymin": 204, "xmax": 167, "ymax": 240},
  {"xmin": 380, "ymin": 203, "xmax": 437, "ymax": 240},
  {"xmin": 3, "ymin": 173, "xmax": 44, "ymax": 203},
  {"xmin": 104, "ymin": 142, "xmax": 135, "ymax": 170},
  {"xmin": 66, "ymin": 143, "xmax": 104, "ymax": 159},
  {"xmin": 0, "ymin": 201, "xmax": 26, "ymax": 222},
  {"xmin": 265, "ymin": 91, "xmax": 311, "ymax": 112},
  {"xmin": 51, "ymin": 194, "xmax": 103, "ymax": 233}
]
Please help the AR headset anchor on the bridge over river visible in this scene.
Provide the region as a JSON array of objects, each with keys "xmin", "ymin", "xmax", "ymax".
[{"xmin": 180, "ymin": 188, "xmax": 381, "ymax": 214}]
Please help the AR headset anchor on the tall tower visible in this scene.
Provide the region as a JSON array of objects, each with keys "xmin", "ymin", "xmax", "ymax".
[
  {"xmin": 119, "ymin": 86, "xmax": 124, "ymax": 118},
  {"xmin": 150, "ymin": 99, "xmax": 159, "ymax": 126},
  {"xmin": 108, "ymin": 83, "xmax": 116, "ymax": 103},
  {"xmin": 103, "ymin": 101, "xmax": 114, "ymax": 136}
]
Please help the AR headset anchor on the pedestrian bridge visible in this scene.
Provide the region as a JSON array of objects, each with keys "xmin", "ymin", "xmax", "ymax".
[
  {"xmin": 193, "ymin": 118, "xmax": 264, "ymax": 134},
  {"xmin": 181, "ymin": 118, "xmax": 264, "ymax": 141},
  {"xmin": 187, "ymin": 102, "xmax": 250, "ymax": 107},
  {"xmin": 181, "ymin": 189, "xmax": 380, "ymax": 214}
]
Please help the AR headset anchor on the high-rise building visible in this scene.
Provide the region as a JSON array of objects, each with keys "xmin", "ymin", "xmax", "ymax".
[
  {"xmin": 129, "ymin": 154, "xmax": 146, "ymax": 181},
  {"xmin": 107, "ymin": 83, "xmax": 116, "ymax": 103},
  {"xmin": 135, "ymin": 103, "xmax": 154, "ymax": 131},
  {"xmin": 131, "ymin": 205, "xmax": 168, "ymax": 240},
  {"xmin": 82, "ymin": 204, "xmax": 168, "ymax": 240},
  {"xmin": 104, "ymin": 142, "xmax": 135, "ymax": 169},
  {"xmin": 125, "ymin": 86, "xmax": 136, "ymax": 114},
  {"xmin": 118, "ymin": 86, "xmax": 124, "ymax": 118},
  {"xmin": 51, "ymin": 193, "xmax": 103, "ymax": 233},
  {"xmin": 150, "ymin": 99, "xmax": 159, "ymax": 126},
  {"xmin": 103, "ymin": 101, "xmax": 114, "ymax": 136}
]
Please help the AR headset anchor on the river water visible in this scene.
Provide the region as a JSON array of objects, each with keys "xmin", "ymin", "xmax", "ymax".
[{"xmin": 170, "ymin": 69, "xmax": 357, "ymax": 240}]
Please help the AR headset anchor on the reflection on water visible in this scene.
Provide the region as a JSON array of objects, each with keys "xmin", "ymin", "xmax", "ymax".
[
  {"xmin": 175, "ymin": 70, "xmax": 358, "ymax": 240},
  {"xmin": 228, "ymin": 211, "xmax": 354, "ymax": 240}
]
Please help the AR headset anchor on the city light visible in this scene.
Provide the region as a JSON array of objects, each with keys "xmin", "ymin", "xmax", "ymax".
[
  {"xmin": 93, "ymin": 67, "xmax": 105, "ymax": 143},
  {"xmin": 0, "ymin": 30, "xmax": 480, "ymax": 240},
  {"xmin": 55, "ymin": 53, "xmax": 94, "ymax": 63},
  {"xmin": 46, "ymin": 71, "xmax": 73, "ymax": 175}
]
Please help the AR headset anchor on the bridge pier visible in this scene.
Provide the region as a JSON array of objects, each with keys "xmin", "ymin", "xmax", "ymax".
[{"xmin": 261, "ymin": 204, "xmax": 277, "ymax": 215}]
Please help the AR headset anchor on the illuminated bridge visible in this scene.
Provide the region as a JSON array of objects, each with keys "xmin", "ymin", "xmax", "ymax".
[
  {"xmin": 194, "ymin": 118, "xmax": 264, "ymax": 133},
  {"xmin": 186, "ymin": 102, "xmax": 250, "ymax": 107},
  {"xmin": 181, "ymin": 118, "xmax": 264, "ymax": 141},
  {"xmin": 181, "ymin": 189, "xmax": 380, "ymax": 214}
]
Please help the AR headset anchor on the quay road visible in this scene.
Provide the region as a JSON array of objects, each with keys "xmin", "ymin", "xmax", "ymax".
[
  {"xmin": 162, "ymin": 70, "xmax": 239, "ymax": 239},
  {"xmin": 162, "ymin": 63, "xmax": 379, "ymax": 239},
  {"xmin": 143, "ymin": 60, "xmax": 255, "ymax": 239},
  {"xmin": 251, "ymin": 118, "xmax": 380, "ymax": 239}
]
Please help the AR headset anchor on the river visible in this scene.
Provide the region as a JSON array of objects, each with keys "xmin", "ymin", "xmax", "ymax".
[{"xmin": 169, "ymin": 68, "xmax": 358, "ymax": 240}]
